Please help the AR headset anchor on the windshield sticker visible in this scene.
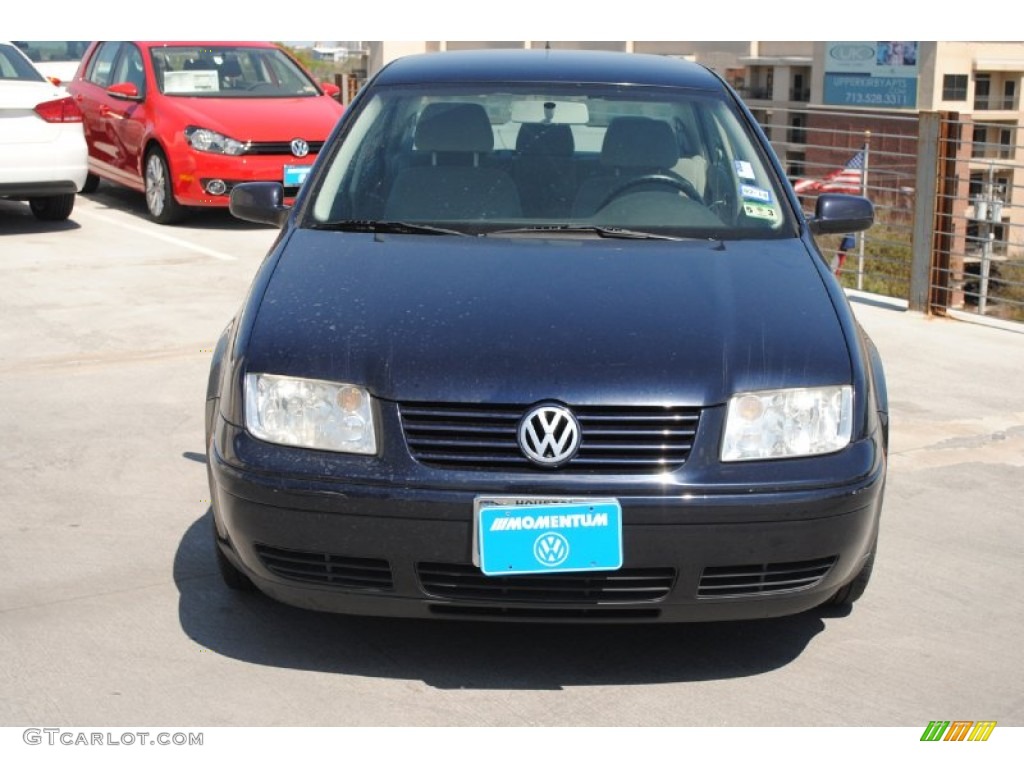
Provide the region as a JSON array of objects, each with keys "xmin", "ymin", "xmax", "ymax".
[
  {"xmin": 740, "ymin": 184, "xmax": 772, "ymax": 203},
  {"xmin": 734, "ymin": 160, "xmax": 755, "ymax": 180},
  {"xmin": 743, "ymin": 202, "xmax": 778, "ymax": 221}
]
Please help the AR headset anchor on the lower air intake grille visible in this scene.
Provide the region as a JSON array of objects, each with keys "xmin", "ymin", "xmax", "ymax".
[
  {"xmin": 255, "ymin": 544, "xmax": 394, "ymax": 590},
  {"xmin": 698, "ymin": 556, "xmax": 838, "ymax": 598},
  {"xmin": 429, "ymin": 605, "xmax": 661, "ymax": 620},
  {"xmin": 418, "ymin": 562, "xmax": 675, "ymax": 603}
]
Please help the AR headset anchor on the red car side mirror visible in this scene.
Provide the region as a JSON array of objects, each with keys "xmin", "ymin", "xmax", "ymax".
[{"xmin": 108, "ymin": 82, "xmax": 141, "ymax": 100}]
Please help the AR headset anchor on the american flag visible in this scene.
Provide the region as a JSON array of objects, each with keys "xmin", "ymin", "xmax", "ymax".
[{"xmin": 792, "ymin": 150, "xmax": 865, "ymax": 195}]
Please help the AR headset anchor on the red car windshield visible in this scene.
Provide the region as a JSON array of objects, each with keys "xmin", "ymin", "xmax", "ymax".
[{"xmin": 150, "ymin": 46, "xmax": 320, "ymax": 98}]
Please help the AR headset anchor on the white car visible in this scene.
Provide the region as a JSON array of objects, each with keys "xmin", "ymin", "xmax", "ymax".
[
  {"xmin": 11, "ymin": 41, "xmax": 88, "ymax": 85},
  {"xmin": 0, "ymin": 41, "xmax": 88, "ymax": 221}
]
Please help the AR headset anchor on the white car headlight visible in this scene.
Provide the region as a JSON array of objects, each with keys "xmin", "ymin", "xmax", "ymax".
[
  {"xmin": 721, "ymin": 385, "xmax": 852, "ymax": 462},
  {"xmin": 185, "ymin": 126, "xmax": 246, "ymax": 155},
  {"xmin": 245, "ymin": 373, "xmax": 377, "ymax": 454}
]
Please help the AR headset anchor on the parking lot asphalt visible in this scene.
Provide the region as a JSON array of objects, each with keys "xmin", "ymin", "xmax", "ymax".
[{"xmin": 1, "ymin": 186, "xmax": 1022, "ymax": 727}]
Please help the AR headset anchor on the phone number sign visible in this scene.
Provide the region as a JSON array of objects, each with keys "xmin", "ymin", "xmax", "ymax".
[{"xmin": 824, "ymin": 74, "xmax": 917, "ymax": 109}]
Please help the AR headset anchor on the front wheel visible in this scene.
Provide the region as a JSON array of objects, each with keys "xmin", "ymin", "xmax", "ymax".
[
  {"xmin": 828, "ymin": 545, "xmax": 875, "ymax": 606},
  {"xmin": 29, "ymin": 193, "xmax": 75, "ymax": 221},
  {"xmin": 81, "ymin": 172, "xmax": 100, "ymax": 194},
  {"xmin": 144, "ymin": 149, "xmax": 186, "ymax": 224}
]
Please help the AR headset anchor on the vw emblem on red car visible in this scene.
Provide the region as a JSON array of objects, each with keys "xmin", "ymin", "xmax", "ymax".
[{"xmin": 290, "ymin": 138, "xmax": 310, "ymax": 157}]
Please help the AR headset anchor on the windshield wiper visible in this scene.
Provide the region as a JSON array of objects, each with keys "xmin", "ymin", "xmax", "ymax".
[
  {"xmin": 485, "ymin": 225, "xmax": 684, "ymax": 241},
  {"xmin": 309, "ymin": 220, "xmax": 471, "ymax": 236}
]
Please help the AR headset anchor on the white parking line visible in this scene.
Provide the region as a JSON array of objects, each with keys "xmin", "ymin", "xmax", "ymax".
[{"xmin": 76, "ymin": 208, "xmax": 238, "ymax": 261}]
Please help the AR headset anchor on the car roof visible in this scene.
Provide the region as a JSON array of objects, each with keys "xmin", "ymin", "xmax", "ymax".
[
  {"xmin": 373, "ymin": 49, "xmax": 725, "ymax": 91},
  {"xmin": 127, "ymin": 41, "xmax": 282, "ymax": 49}
]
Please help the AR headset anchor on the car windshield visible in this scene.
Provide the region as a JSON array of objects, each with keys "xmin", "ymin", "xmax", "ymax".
[
  {"xmin": 308, "ymin": 83, "xmax": 794, "ymax": 239},
  {"xmin": 0, "ymin": 43, "xmax": 46, "ymax": 82},
  {"xmin": 150, "ymin": 45, "xmax": 320, "ymax": 98}
]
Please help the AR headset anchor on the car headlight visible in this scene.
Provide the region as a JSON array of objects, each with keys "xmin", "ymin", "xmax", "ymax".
[
  {"xmin": 244, "ymin": 373, "xmax": 377, "ymax": 454},
  {"xmin": 185, "ymin": 126, "xmax": 246, "ymax": 156},
  {"xmin": 721, "ymin": 385, "xmax": 852, "ymax": 461}
]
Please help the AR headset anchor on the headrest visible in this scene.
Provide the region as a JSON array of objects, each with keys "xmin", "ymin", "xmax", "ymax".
[
  {"xmin": 516, "ymin": 123, "xmax": 574, "ymax": 156},
  {"xmin": 415, "ymin": 102, "xmax": 494, "ymax": 153},
  {"xmin": 601, "ymin": 117, "xmax": 678, "ymax": 169},
  {"xmin": 219, "ymin": 59, "xmax": 243, "ymax": 78}
]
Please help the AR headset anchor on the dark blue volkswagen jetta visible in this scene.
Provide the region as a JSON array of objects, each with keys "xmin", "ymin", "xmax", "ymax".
[{"xmin": 206, "ymin": 49, "xmax": 887, "ymax": 622}]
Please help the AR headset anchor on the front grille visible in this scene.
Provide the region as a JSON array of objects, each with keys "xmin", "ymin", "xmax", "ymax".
[
  {"xmin": 697, "ymin": 556, "xmax": 837, "ymax": 598},
  {"xmin": 418, "ymin": 562, "xmax": 676, "ymax": 603},
  {"xmin": 255, "ymin": 544, "xmax": 394, "ymax": 590},
  {"xmin": 399, "ymin": 403, "xmax": 700, "ymax": 472},
  {"xmin": 242, "ymin": 141, "xmax": 325, "ymax": 156}
]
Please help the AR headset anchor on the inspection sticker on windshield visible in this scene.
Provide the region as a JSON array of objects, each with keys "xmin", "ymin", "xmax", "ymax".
[
  {"xmin": 474, "ymin": 497, "xmax": 622, "ymax": 576},
  {"xmin": 284, "ymin": 165, "xmax": 312, "ymax": 186},
  {"xmin": 743, "ymin": 202, "xmax": 778, "ymax": 221},
  {"xmin": 734, "ymin": 160, "xmax": 755, "ymax": 180},
  {"xmin": 740, "ymin": 183, "xmax": 772, "ymax": 203}
]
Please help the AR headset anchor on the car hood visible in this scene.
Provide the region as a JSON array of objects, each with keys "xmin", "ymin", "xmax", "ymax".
[
  {"xmin": 245, "ymin": 231, "xmax": 851, "ymax": 406},
  {"xmin": 161, "ymin": 94, "xmax": 342, "ymax": 140}
]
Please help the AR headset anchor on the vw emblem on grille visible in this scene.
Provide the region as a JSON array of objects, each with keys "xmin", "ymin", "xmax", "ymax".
[
  {"xmin": 534, "ymin": 532, "xmax": 570, "ymax": 567},
  {"xmin": 518, "ymin": 404, "xmax": 580, "ymax": 467},
  {"xmin": 290, "ymin": 138, "xmax": 310, "ymax": 157}
]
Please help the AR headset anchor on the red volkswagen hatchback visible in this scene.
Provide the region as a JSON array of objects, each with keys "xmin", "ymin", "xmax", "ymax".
[{"xmin": 67, "ymin": 41, "xmax": 344, "ymax": 223}]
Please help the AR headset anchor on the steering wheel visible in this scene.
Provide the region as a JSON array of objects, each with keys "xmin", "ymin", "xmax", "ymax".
[{"xmin": 597, "ymin": 173, "xmax": 703, "ymax": 211}]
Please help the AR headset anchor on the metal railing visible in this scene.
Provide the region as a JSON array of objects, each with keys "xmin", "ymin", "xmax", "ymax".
[
  {"xmin": 973, "ymin": 96, "xmax": 1017, "ymax": 111},
  {"xmin": 756, "ymin": 107, "xmax": 1024, "ymax": 326}
]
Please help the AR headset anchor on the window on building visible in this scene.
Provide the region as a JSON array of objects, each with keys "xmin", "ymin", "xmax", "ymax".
[
  {"xmin": 969, "ymin": 173, "xmax": 983, "ymax": 198},
  {"xmin": 790, "ymin": 72, "xmax": 809, "ymax": 102},
  {"xmin": 972, "ymin": 125, "xmax": 987, "ymax": 158},
  {"xmin": 787, "ymin": 151, "xmax": 806, "ymax": 179},
  {"xmin": 974, "ymin": 74, "xmax": 991, "ymax": 109},
  {"xmin": 999, "ymin": 128, "xmax": 1013, "ymax": 158},
  {"xmin": 942, "ymin": 74, "xmax": 968, "ymax": 101},
  {"xmin": 787, "ymin": 114, "xmax": 806, "ymax": 145}
]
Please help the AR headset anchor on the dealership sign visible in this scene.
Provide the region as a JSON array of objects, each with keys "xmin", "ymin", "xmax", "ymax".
[{"xmin": 824, "ymin": 41, "xmax": 919, "ymax": 109}]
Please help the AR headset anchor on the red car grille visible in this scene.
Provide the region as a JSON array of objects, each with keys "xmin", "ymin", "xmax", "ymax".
[{"xmin": 242, "ymin": 141, "xmax": 325, "ymax": 156}]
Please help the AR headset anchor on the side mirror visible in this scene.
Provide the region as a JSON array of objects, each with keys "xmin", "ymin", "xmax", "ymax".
[
  {"xmin": 107, "ymin": 82, "xmax": 142, "ymax": 101},
  {"xmin": 229, "ymin": 182, "xmax": 290, "ymax": 227},
  {"xmin": 808, "ymin": 194, "xmax": 874, "ymax": 235},
  {"xmin": 321, "ymin": 82, "xmax": 341, "ymax": 99}
]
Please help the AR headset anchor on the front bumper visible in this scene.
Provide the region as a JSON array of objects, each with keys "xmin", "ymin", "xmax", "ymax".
[
  {"xmin": 169, "ymin": 150, "xmax": 315, "ymax": 207},
  {"xmin": 208, "ymin": 413, "xmax": 885, "ymax": 623}
]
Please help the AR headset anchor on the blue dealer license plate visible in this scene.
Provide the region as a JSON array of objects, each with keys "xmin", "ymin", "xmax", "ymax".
[
  {"xmin": 475, "ymin": 498, "xmax": 622, "ymax": 576},
  {"xmin": 283, "ymin": 165, "xmax": 312, "ymax": 186}
]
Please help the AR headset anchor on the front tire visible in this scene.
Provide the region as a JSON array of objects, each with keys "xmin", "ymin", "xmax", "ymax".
[
  {"xmin": 829, "ymin": 545, "xmax": 875, "ymax": 606},
  {"xmin": 29, "ymin": 193, "xmax": 75, "ymax": 221},
  {"xmin": 144, "ymin": 148, "xmax": 186, "ymax": 224},
  {"xmin": 81, "ymin": 172, "xmax": 100, "ymax": 194},
  {"xmin": 215, "ymin": 540, "xmax": 256, "ymax": 591}
]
